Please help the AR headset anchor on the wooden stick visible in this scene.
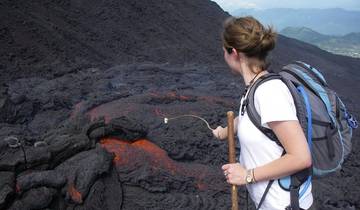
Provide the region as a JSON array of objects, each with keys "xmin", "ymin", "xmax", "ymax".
[{"xmin": 227, "ymin": 111, "xmax": 239, "ymax": 210}]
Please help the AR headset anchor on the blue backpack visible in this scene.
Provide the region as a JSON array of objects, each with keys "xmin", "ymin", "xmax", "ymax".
[{"xmin": 244, "ymin": 61, "xmax": 358, "ymax": 210}]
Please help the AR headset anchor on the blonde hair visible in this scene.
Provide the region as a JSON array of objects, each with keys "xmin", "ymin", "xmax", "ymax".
[{"xmin": 222, "ymin": 16, "xmax": 277, "ymax": 72}]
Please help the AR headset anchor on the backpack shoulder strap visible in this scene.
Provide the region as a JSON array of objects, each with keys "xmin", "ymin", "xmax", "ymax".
[
  {"xmin": 245, "ymin": 73, "xmax": 282, "ymax": 146},
  {"xmin": 245, "ymin": 72, "xmax": 309, "ymax": 147}
]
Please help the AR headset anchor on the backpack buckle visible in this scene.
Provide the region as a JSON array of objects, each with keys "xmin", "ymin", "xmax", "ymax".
[
  {"xmin": 241, "ymin": 99, "xmax": 248, "ymax": 116},
  {"xmin": 346, "ymin": 113, "xmax": 358, "ymax": 129}
]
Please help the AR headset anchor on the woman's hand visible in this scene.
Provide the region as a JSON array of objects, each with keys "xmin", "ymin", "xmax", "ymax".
[
  {"xmin": 222, "ymin": 163, "xmax": 247, "ymax": 185},
  {"xmin": 212, "ymin": 126, "xmax": 227, "ymax": 140},
  {"xmin": 213, "ymin": 117, "xmax": 238, "ymax": 140}
]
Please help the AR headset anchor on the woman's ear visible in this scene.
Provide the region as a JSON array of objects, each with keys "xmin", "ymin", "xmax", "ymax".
[
  {"xmin": 237, "ymin": 51, "xmax": 246, "ymax": 61},
  {"xmin": 233, "ymin": 49, "xmax": 244, "ymax": 61},
  {"xmin": 227, "ymin": 48, "xmax": 238, "ymax": 56},
  {"xmin": 232, "ymin": 48, "xmax": 238, "ymax": 56}
]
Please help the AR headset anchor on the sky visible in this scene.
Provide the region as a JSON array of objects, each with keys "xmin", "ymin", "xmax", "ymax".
[{"xmin": 211, "ymin": 0, "xmax": 360, "ymax": 12}]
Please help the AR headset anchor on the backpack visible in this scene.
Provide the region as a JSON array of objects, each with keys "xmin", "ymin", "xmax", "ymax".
[{"xmin": 244, "ymin": 61, "xmax": 358, "ymax": 210}]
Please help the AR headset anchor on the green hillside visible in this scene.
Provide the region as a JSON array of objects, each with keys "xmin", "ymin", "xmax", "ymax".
[{"xmin": 280, "ymin": 27, "xmax": 360, "ymax": 58}]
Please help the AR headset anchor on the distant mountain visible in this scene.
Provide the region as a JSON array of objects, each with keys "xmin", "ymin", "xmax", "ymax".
[
  {"xmin": 280, "ymin": 27, "xmax": 360, "ymax": 58},
  {"xmin": 280, "ymin": 27, "xmax": 329, "ymax": 43},
  {"xmin": 231, "ymin": 8, "xmax": 360, "ymax": 36},
  {"xmin": 343, "ymin": 32, "xmax": 360, "ymax": 43}
]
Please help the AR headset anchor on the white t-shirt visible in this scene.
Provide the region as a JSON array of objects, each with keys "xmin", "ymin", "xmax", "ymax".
[{"xmin": 237, "ymin": 79, "xmax": 313, "ymax": 210}]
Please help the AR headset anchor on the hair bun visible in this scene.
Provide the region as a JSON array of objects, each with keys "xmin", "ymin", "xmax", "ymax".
[{"xmin": 259, "ymin": 27, "xmax": 277, "ymax": 53}]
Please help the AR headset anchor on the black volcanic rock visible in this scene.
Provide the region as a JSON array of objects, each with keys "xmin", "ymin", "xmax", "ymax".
[
  {"xmin": 8, "ymin": 187, "xmax": 57, "ymax": 210},
  {"xmin": 16, "ymin": 170, "xmax": 66, "ymax": 193},
  {"xmin": 0, "ymin": 172, "xmax": 14, "ymax": 209},
  {"xmin": 87, "ymin": 116, "xmax": 148, "ymax": 142},
  {"xmin": 0, "ymin": 0, "xmax": 227, "ymax": 84},
  {"xmin": 65, "ymin": 167, "xmax": 123, "ymax": 210},
  {"xmin": 55, "ymin": 146, "xmax": 113, "ymax": 204}
]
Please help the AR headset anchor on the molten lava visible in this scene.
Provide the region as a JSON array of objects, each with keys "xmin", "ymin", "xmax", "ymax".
[
  {"xmin": 100, "ymin": 138, "xmax": 177, "ymax": 174},
  {"xmin": 100, "ymin": 138, "xmax": 224, "ymax": 191},
  {"xmin": 68, "ymin": 184, "xmax": 83, "ymax": 203}
]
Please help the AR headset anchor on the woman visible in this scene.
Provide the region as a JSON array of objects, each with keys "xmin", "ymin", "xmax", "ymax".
[{"xmin": 213, "ymin": 16, "xmax": 314, "ymax": 210}]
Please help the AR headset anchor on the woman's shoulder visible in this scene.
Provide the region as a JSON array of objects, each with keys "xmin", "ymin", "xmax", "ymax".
[
  {"xmin": 253, "ymin": 78, "xmax": 298, "ymax": 125},
  {"xmin": 254, "ymin": 79, "xmax": 291, "ymax": 98}
]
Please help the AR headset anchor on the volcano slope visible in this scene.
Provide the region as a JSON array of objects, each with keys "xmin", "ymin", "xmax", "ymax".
[{"xmin": 0, "ymin": 0, "xmax": 360, "ymax": 210}]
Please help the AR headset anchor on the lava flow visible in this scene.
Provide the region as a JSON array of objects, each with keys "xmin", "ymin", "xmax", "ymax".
[
  {"xmin": 100, "ymin": 138, "xmax": 225, "ymax": 192},
  {"xmin": 68, "ymin": 184, "xmax": 83, "ymax": 204}
]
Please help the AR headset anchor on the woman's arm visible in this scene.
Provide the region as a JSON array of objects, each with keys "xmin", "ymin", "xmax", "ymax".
[
  {"xmin": 223, "ymin": 120, "xmax": 312, "ymax": 185},
  {"xmin": 212, "ymin": 116, "xmax": 239, "ymax": 140}
]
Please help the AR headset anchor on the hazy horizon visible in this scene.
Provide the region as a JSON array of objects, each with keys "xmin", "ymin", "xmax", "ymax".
[{"xmin": 211, "ymin": 0, "xmax": 360, "ymax": 13}]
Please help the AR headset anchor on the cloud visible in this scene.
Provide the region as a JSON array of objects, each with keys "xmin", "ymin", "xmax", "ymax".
[
  {"xmin": 211, "ymin": 0, "xmax": 258, "ymax": 11},
  {"xmin": 238, "ymin": 2, "xmax": 257, "ymax": 9}
]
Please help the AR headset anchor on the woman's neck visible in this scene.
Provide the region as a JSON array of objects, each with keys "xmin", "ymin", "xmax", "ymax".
[{"xmin": 242, "ymin": 65, "xmax": 268, "ymax": 86}]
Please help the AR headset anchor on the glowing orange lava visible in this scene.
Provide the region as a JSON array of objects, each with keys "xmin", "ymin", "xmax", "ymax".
[
  {"xmin": 68, "ymin": 184, "xmax": 83, "ymax": 203},
  {"xmin": 100, "ymin": 138, "xmax": 223, "ymax": 191},
  {"xmin": 100, "ymin": 138, "xmax": 177, "ymax": 173}
]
